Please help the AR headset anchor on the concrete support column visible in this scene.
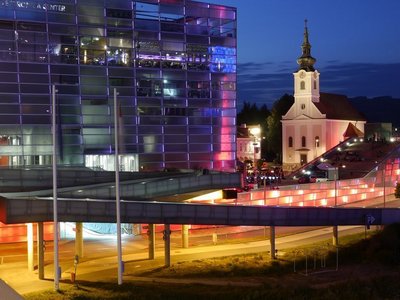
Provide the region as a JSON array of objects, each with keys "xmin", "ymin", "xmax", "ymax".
[
  {"xmin": 148, "ymin": 224, "xmax": 156, "ymax": 260},
  {"xmin": 332, "ymin": 225, "xmax": 339, "ymax": 246},
  {"xmin": 270, "ymin": 226, "xmax": 276, "ymax": 260},
  {"xmin": 27, "ymin": 223, "xmax": 34, "ymax": 271},
  {"xmin": 37, "ymin": 222, "xmax": 45, "ymax": 279},
  {"xmin": 163, "ymin": 224, "xmax": 171, "ymax": 267},
  {"xmin": 75, "ymin": 222, "xmax": 83, "ymax": 259},
  {"xmin": 181, "ymin": 225, "xmax": 189, "ymax": 248}
]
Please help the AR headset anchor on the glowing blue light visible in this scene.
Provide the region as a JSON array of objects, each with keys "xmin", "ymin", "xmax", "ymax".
[{"xmin": 209, "ymin": 46, "xmax": 236, "ymax": 73}]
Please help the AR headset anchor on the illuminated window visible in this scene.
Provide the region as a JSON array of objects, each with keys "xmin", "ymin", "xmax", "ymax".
[
  {"xmin": 209, "ymin": 46, "xmax": 236, "ymax": 73},
  {"xmin": 315, "ymin": 136, "xmax": 320, "ymax": 147}
]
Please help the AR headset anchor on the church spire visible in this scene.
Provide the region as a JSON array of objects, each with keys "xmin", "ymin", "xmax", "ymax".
[{"xmin": 297, "ymin": 19, "xmax": 316, "ymax": 71}]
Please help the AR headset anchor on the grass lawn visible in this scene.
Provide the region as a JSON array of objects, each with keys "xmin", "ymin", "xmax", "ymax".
[{"xmin": 25, "ymin": 224, "xmax": 400, "ymax": 300}]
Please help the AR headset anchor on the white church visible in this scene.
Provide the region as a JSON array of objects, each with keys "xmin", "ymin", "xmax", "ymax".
[{"xmin": 281, "ymin": 21, "xmax": 366, "ymax": 173}]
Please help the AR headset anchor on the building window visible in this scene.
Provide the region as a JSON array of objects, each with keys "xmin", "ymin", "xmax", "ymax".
[
  {"xmin": 288, "ymin": 136, "xmax": 293, "ymax": 147},
  {"xmin": 315, "ymin": 136, "xmax": 320, "ymax": 147},
  {"xmin": 314, "ymin": 81, "xmax": 317, "ymax": 89},
  {"xmin": 300, "ymin": 81, "xmax": 305, "ymax": 90},
  {"xmin": 301, "ymin": 136, "xmax": 306, "ymax": 147},
  {"xmin": 301, "ymin": 104, "xmax": 305, "ymax": 110}
]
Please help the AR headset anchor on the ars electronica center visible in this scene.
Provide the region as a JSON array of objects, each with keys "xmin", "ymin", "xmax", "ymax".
[{"xmin": 0, "ymin": 0, "xmax": 237, "ymax": 172}]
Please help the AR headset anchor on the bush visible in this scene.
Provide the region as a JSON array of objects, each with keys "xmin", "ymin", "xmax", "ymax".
[{"xmin": 395, "ymin": 182, "xmax": 400, "ymax": 198}]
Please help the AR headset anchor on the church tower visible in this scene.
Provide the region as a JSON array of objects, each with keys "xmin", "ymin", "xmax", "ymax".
[
  {"xmin": 293, "ymin": 20, "xmax": 320, "ymax": 116},
  {"xmin": 281, "ymin": 20, "xmax": 366, "ymax": 173}
]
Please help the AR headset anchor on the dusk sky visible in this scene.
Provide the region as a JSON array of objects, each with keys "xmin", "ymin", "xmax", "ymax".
[{"xmin": 207, "ymin": 0, "xmax": 400, "ymax": 108}]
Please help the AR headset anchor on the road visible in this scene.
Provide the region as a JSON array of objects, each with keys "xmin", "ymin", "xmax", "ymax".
[
  {"xmin": 0, "ymin": 224, "xmax": 373, "ymax": 294},
  {"xmin": 0, "ymin": 194, "xmax": 398, "ymax": 295},
  {"xmin": 0, "ymin": 225, "xmax": 334, "ymax": 264}
]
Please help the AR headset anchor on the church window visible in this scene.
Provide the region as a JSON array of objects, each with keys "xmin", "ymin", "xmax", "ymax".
[
  {"xmin": 301, "ymin": 104, "xmax": 305, "ymax": 110},
  {"xmin": 288, "ymin": 136, "xmax": 293, "ymax": 147},
  {"xmin": 301, "ymin": 136, "xmax": 306, "ymax": 147},
  {"xmin": 315, "ymin": 136, "xmax": 320, "ymax": 147},
  {"xmin": 300, "ymin": 81, "xmax": 305, "ymax": 90}
]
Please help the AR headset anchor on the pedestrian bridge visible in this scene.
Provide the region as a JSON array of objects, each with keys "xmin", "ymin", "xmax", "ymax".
[
  {"xmin": 1, "ymin": 194, "xmax": 400, "ymax": 227},
  {"xmin": 1, "ymin": 165, "xmax": 400, "ymax": 226}
]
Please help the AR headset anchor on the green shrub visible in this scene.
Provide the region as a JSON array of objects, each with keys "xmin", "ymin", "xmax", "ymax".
[{"xmin": 395, "ymin": 182, "xmax": 400, "ymax": 198}]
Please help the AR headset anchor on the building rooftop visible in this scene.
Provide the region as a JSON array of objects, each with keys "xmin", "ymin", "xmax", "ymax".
[{"xmin": 315, "ymin": 93, "xmax": 367, "ymax": 121}]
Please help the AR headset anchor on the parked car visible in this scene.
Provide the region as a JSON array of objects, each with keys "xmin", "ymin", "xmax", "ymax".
[
  {"xmin": 315, "ymin": 177, "xmax": 328, "ymax": 183},
  {"xmin": 298, "ymin": 175, "xmax": 317, "ymax": 184}
]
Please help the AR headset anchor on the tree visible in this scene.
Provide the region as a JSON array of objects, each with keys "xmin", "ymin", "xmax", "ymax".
[
  {"xmin": 395, "ymin": 182, "xmax": 400, "ymax": 198},
  {"xmin": 237, "ymin": 102, "xmax": 270, "ymax": 159},
  {"xmin": 237, "ymin": 96, "xmax": 295, "ymax": 162},
  {"xmin": 265, "ymin": 94, "xmax": 294, "ymax": 163},
  {"xmin": 237, "ymin": 102, "xmax": 270, "ymax": 127}
]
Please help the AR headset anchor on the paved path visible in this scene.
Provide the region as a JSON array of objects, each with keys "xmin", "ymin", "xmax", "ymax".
[{"xmin": 0, "ymin": 225, "xmax": 368, "ymax": 296}]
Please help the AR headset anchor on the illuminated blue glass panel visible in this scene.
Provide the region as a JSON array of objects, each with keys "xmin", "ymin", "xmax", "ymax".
[
  {"xmin": 209, "ymin": 46, "xmax": 236, "ymax": 73},
  {"xmin": 0, "ymin": 9, "xmax": 13, "ymax": 19}
]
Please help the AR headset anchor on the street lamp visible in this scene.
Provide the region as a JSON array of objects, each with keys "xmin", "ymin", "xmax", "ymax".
[
  {"xmin": 252, "ymin": 140, "xmax": 258, "ymax": 168},
  {"xmin": 333, "ymin": 165, "xmax": 345, "ymax": 207},
  {"xmin": 51, "ymin": 84, "xmax": 60, "ymax": 291},
  {"xmin": 382, "ymin": 166, "xmax": 386, "ymax": 208},
  {"xmin": 332, "ymin": 167, "xmax": 338, "ymax": 246},
  {"xmin": 249, "ymin": 126, "xmax": 261, "ymax": 169}
]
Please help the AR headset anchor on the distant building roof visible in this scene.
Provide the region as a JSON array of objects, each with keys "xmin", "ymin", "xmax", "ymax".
[
  {"xmin": 314, "ymin": 93, "xmax": 366, "ymax": 121},
  {"xmin": 343, "ymin": 122, "xmax": 364, "ymax": 138},
  {"xmin": 237, "ymin": 126, "xmax": 251, "ymax": 138}
]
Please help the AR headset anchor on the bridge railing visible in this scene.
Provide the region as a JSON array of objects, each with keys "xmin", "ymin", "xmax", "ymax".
[
  {"xmin": 237, "ymin": 162, "xmax": 400, "ymax": 208},
  {"xmin": 60, "ymin": 172, "xmax": 242, "ymax": 199}
]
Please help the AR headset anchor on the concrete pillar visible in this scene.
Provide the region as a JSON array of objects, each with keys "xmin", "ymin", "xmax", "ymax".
[
  {"xmin": 270, "ymin": 226, "xmax": 276, "ymax": 260},
  {"xmin": 148, "ymin": 224, "xmax": 155, "ymax": 260},
  {"xmin": 181, "ymin": 225, "xmax": 189, "ymax": 248},
  {"xmin": 164, "ymin": 224, "xmax": 171, "ymax": 267},
  {"xmin": 27, "ymin": 223, "xmax": 34, "ymax": 271},
  {"xmin": 37, "ymin": 222, "xmax": 45, "ymax": 279},
  {"xmin": 332, "ymin": 225, "xmax": 339, "ymax": 246},
  {"xmin": 75, "ymin": 222, "xmax": 83, "ymax": 259}
]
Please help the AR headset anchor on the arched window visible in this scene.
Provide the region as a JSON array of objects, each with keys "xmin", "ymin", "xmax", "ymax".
[
  {"xmin": 300, "ymin": 81, "xmax": 305, "ymax": 90},
  {"xmin": 288, "ymin": 136, "xmax": 293, "ymax": 148},
  {"xmin": 315, "ymin": 136, "xmax": 320, "ymax": 147},
  {"xmin": 301, "ymin": 136, "xmax": 306, "ymax": 147}
]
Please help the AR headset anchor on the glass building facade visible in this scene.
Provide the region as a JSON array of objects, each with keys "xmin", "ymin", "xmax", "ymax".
[{"xmin": 0, "ymin": 0, "xmax": 237, "ymax": 172}]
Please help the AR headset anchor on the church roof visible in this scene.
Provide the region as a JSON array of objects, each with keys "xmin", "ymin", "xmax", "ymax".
[{"xmin": 314, "ymin": 93, "xmax": 367, "ymax": 121}]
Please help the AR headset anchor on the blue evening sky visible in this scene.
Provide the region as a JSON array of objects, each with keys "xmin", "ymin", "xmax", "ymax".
[{"xmin": 206, "ymin": 0, "xmax": 400, "ymax": 108}]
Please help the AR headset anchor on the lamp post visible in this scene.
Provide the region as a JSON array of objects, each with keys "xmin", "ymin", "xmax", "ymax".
[
  {"xmin": 382, "ymin": 166, "xmax": 386, "ymax": 208},
  {"xmin": 249, "ymin": 126, "xmax": 261, "ymax": 170},
  {"xmin": 252, "ymin": 140, "xmax": 258, "ymax": 169},
  {"xmin": 263, "ymin": 175, "xmax": 267, "ymax": 205},
  {"xmin": 113, "ymin": 88, "xmax": 123, "ymax": 285},
  {"xmin": 333, "ymin": 166, "xmax": 339, "ymax": 246},
  {"xmin": 52, "ymin": 84, "xmax": 59, "ymax": 291},
  {"xmin": 333, "ymin": 167, "xmax": 338, "ymax": 207}
]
